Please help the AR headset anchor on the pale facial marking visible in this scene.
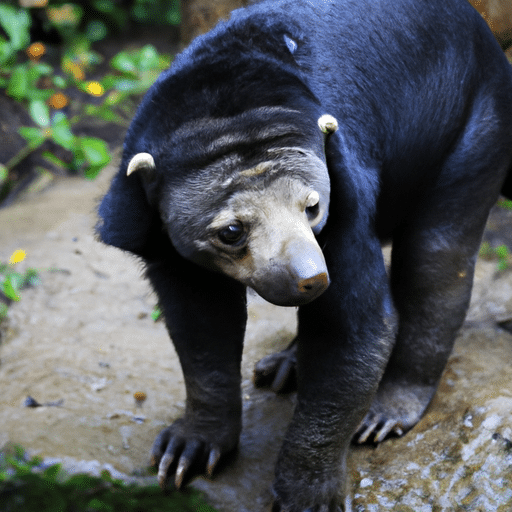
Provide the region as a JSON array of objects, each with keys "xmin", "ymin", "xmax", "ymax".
[
  {"xmin": 238, "ymin": 161, "xmax": 274, "ymax": 178},
  {"xmin": 203, "ymin": 178, "xmax": 329, "ymax": 304},
  {"xmin": 160, "ymin": 141, "xmax": 332, "ymax": 305}
]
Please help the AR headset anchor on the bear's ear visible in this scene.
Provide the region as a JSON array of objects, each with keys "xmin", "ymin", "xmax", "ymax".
[
  {"xmin": 126, "ymin": 152, "xmax": 156, "ymax": 176},
  {"xmin": 318, "ymin": 114, "xmax": 339, "ymax": 135},
  {"xmin": 283, "ymin": 34, "xmax": 298, "ymax": 54},
  {"xmin": 97, "ymin": 158, "xmax": 158, "ymax": 257}
]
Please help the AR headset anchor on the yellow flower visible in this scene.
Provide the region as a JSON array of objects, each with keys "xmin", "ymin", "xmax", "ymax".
[
  {"xmin": 63, "ymin": 60, "xmax": 85, "ymax": 81},
  {"xmin": 27, "ymin": 42, "xmax": 46, "ymax": 61},
  {"xmin": 133, "ymin": 391, "xmax": 147, "ymax": 407},
  {"xmin": 133, "ymin": 391, "xmax": 147, "ymax": 402},
  {"xmin": 86, "ymin": 81, "xmax": 104, "ymax": 97},
  {"xmin": 49, "ymin": 92, "xmax": 69, "ymax": 109},
  {"xmin": 47, "ymin": 4, "xmax": 80, "ymax": 25},
  {"xmin": 9, "ymin": 249, "xmax": 26, "ymax": 265}
]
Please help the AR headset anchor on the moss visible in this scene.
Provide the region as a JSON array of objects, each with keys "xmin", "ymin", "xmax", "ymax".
[{"xmin": 0, "ymin": 445, "xmax": 219, "ymax": 512}]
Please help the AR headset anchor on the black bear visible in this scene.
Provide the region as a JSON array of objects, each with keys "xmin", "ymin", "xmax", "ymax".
[{"xmin": 97, "ymin": 0, "xmax": 512, "ymax": 510}]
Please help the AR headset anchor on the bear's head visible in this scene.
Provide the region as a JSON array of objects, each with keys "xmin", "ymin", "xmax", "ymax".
[{"xmin": 119, "ymin": 109, "xmax": 337, "ymax": 306}]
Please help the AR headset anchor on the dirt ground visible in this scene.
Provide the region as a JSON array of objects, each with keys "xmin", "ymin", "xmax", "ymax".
[{"xmin": 1, "ymin": 160, "xmax": 512, "ymax": 511}]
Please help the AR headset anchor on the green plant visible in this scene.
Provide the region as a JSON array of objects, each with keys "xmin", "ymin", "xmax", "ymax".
[
  {"xmin": 496, "ymin": 198, "xmax": 512, "ymax": 210},
  {"xmin": 478, "ymin": 198, "xmax": 512, "ymax": 272},
  {"xmin": 131, "ymin": 0, "xmax": 181, "ymax": 26},
  {"xmin": 0, "ymin": 445, "xmax": 219, "ymax": 512},
  {"xmin": 151, "ymin": 304, "xmax": 162, "ymax": 321},
  {"xmin": 0, "ymin": 1, "xmax": 173, "ymax": 200},
  {"xmin": 0, "ymin": 3, "xmax": 31, "ymax": 67},
  {"xmin": 479, "ymin": 241, "xmax": 512, "ymax": 272},
  {"xmin": 0, "ymin": 250, "xmax": 39, "ymax": 322}
]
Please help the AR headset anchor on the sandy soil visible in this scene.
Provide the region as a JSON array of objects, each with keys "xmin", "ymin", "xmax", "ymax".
[{"xmin": 1, "ymin": 160, "xmax": 512, "ymax": 511}]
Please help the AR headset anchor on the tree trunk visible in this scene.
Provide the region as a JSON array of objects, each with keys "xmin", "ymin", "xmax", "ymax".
[
  {"xmin": 469, "ymin": 0, "xmax": 512, "ymax": 49},
  {"xmin": 181, "ymin": 0, "xmax": 259, "ymax": 45}
]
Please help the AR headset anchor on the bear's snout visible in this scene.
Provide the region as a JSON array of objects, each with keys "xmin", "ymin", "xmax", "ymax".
[
  {"xmin": 297, "ymin": 272, "xmax": 329, "ymax": 296},
  {"xmin": 251, "ymin": 238, "xmax": 330, "ymax": 306}
]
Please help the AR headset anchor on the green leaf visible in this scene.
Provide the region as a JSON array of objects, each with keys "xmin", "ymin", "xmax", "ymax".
[
  {"xmin": 43, "ymin": 464, "xmax": 61, "ymax": 482},
  {"xmin": 62, "ymin": 35, "xmax": 101, "ymax": 69},
  {"xmin": 2, "ymin": 275, "xmax": 21, "ymax": 302},
  {"xmin": 79, "ymin": 137, "xmax": 110, "ymax": 166},
  {"xmin": 13, "ymin": 445, "xmax": 26, "ymax": 460},
  {"xmin": 113, "ymin": 78, "xmax": 141, "ymax": 92},
  {"xmin": 78, "ymin": 136, "xmax": 110, "ymax": 179},
  {"xmin": 23, "ymin": 268, "xmax": 41, "ymax": 288},
  {"xmin": 52, "ymin": 75, "xmax": 68, "ymax": 88},
  {"xmin": 85, "ymin": 164, "xmax": 105, "ymax": 180},
  {"xmin": 19, "ymin": 127, "xmax": 46, "ymax": 146},
  {"xmin": 9, "ymin": 272, "xmax": 24, "ymax": 290},
  {"xmin": 42, "ymin": 150, "xmax": 69, "ymax": 170},
  {"xmin": 88, "ymin": 498, "xmax": 114, "ymax": 511},
  {"xmin": 151, "ymin": 305, "xmax": 162, "ymax": 321},
  {"xmin": 110, "ymin": 51, "xmax": 137, "ymax": 75},
  {"xmin": 0, "ymin": 164, "xmax": 7, "ymax": 184},
  {"xmin": 27, "ymin": 65, "xmax": 44, "ymax": 84},
  {"xmin": 65, "ymin": 473, "xmax": 98, "ymax": 489},
  {"xmin": 25, "ymin": 88, "xmax": 55, "ymax": 102},
  {"xmin": 0, "ymin": 4, "xmax": 31, "ymax": 51},
  {"xmin": 138, "ymin": 45, "xmax": 159, "ymax": 70},
  {"xmin": 84, "ymin": 104, "xmax": 125, "ymax": 124},
  {"xmin": 159, "ymin": 53, "xmax": 172, "ymax": 70},
  {"xmin": 496, "ymin": 245, "xmax": 509, "ymax": 259},
  {"xmin": 497, "ymin": 198, "xmax": 512, "ymax": 210},
  {"xmin": 86, "ymin": 20, "xmax": 108, "ymax": 42},
  {"xmin": 70, "ymin": 150, "xmax": 86, "ymax": 172},
  {"xmin": 94, "ymin": 0, "xmax": 115, "ymax": 13},
  {"xmin": 29, "ymin": 100, "xmax": 50, "ymax": 127},
  {"xmin": 51, "ymin": 113, "xmax": 75, "ymax": 150},
  {"xmin": 0, "ymin": 38, "xmax": 15, "ymax": 66},
  {"xmin": 497, "ymin": 260, "xmax": 509, "ymax": 272},
  {"xmin": 7, "ymin": 64, "xmax": 28, "ymax": 99},
  {"xmin": 99, "ymin": 74, "xmax": 118, "ymax": 91},
  {"xmin": 33, "ymin": 63, "xmax": 54, "ymax": 76},
  {"xmin": 168, "ymin": 0, "xmax": 181, "ymax": 25}
]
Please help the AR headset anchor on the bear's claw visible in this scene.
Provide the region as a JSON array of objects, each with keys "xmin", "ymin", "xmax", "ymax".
[
  {"xmin": 253, "ymin": 340, "xmax": 298, "ymax": 393},
  {"xmin": 151, "ymin": 419, "xmax": 235, "ymax": 490},
  {"xmin": 354, "ymin": 414, "xmax": 404, "ymax": 444}
]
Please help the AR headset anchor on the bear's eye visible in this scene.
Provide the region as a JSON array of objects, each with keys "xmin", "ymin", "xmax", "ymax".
[
  {"xmin": 306, "ymin": 203, "xmax": 319, "ymax": 219},
  {"xmin": 218, "ymin": 221, "xmax": 245, "ymax": 245},
  {"xmin": 305, "ymin": 191, "xmax": 320, "ymax": 220}
]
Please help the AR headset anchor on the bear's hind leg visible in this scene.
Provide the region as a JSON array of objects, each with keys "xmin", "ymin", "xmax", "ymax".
[
  {"xmin": 253, "ymin": 338, "xmax": 298, "ymax": 393},
  {"xmin": 356, "ymin": 177, "xmax": 503, "ymax": 444},
  {"xmin": 356, "ymin": 224, "xmax": 479, "ymax": 443}
]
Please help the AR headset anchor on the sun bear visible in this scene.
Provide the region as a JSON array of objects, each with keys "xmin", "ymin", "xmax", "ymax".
[{"xmin": 97, "ymin": 0, "xmax": 512, "ymax": 509}]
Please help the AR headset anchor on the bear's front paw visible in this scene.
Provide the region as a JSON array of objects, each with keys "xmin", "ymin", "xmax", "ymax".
[
  {"xmin": 150, "ymin": 417, "xmax": 239, "ymax": 489},
  {"xmin": 271, "ymin": 464, "xmax": 347, "ymax": 512}
]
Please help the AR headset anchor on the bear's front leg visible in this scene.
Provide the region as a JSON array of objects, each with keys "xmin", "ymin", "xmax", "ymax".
[
  {"xmin": 272, "ymin": 228, "xmax": 397, "ymax": 511},
  {"xmin": 145, "ymin": 257, "xmax": 247, "ymax": 489}
]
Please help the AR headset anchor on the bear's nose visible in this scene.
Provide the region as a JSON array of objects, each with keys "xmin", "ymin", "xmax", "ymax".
[{"xmin": 297, "ymin": 272, "xmax": 329, "ymax": 297}]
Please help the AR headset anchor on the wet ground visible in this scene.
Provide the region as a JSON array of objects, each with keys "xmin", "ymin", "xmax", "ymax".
[{"xmin": 0, "ymin": 161, "xmax": 511, "ymax": 511}]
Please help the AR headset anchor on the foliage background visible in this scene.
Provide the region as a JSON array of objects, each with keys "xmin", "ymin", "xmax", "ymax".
[{"xmin": 0, "ymin": 0, "xmax": 179, "ymax": 204}]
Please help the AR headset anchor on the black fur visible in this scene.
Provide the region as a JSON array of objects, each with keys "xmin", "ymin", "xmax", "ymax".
[{"xmin": 97, "ymin": 0, "xmax": 512, "ymax": 510}]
